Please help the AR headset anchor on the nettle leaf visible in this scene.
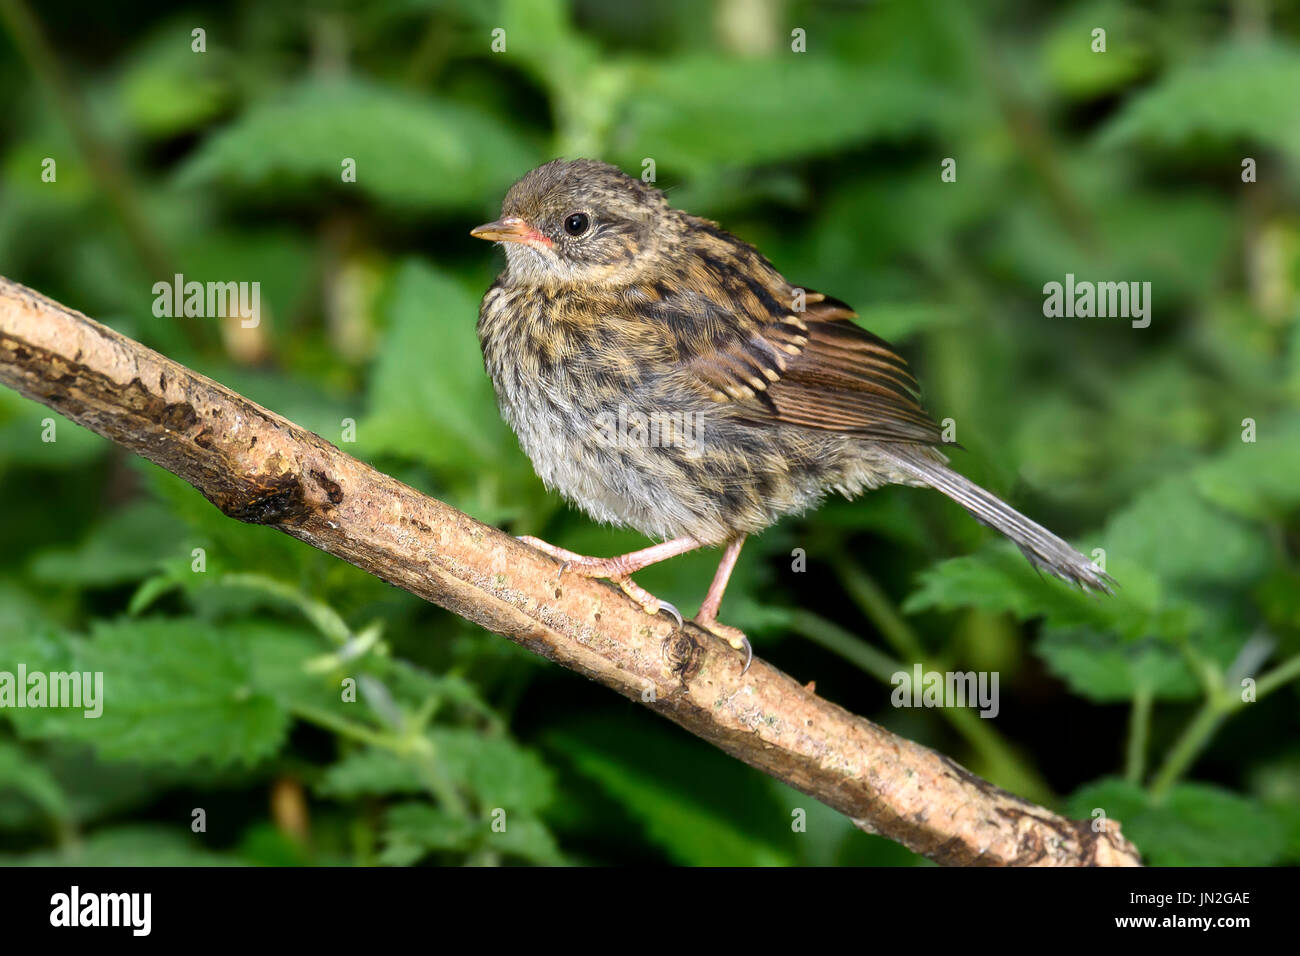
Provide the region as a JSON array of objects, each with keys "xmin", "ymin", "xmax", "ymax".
[
  {"xmin": 115, "ymin": 22, "xmax": 231, "ymax": 137},
  {"xmin": 177, "ymin": 78, "xmax": 537, "ymax": 210},
  {"xmin": 141, "ymin": 466, "xmax": 316, "ymax": 582},
  {"xmin": 1192, "ymin": 418, "xmax": 1300, "ymax": 522},
  {"xmin": 1103, "ymin": 475, "xmax": 1272, "ymax": 587},
  {"xmin": 0, "ymin": 741, "xmax": 72, "ymax": 825},
  {"xmin": 242, "ymin": 620, "xmax": 338, "ymax": 708},
  {"xmin": 1037, "ymin": 629, "xmax": 1199, "ymax": 703},
  {"xmin": 29, "ymin": 499, "xmax": 190, "ymax": 588},
  {"xmin": 362, "ymin": 261, "xmax": 514, "ymax": 469},
  {"xmin": 0, "ymin": 628, "xmax": 88, "ymax": 740},
  {"xmin": 429, "ymin": 728, "xmax": 555, "ymax": 814},
  {"xmin": 1041, "ymin": 2, "xmax": 1152, "ymax": 98},
  {"xmin": 1067, "ymin": 778, "xmax": 1286, "ymax": 867},
  {"xmin": 318, "ymin": 725, "xmax": 555, "ymax": 812},
  {"xmin": 361, "ymin": 261, "xmax": 546, "ymax": 522},
  {"xmin": 484, "ymin": 814, "xmax": 565, "ymax": 865},
  {"xmin": 9, "ymin": 619, "xmax": 290, "ymax": 767},
  {"xmin": 379, "ymin": 802, "xmax": 563, "ymax": 866},
  {"xmin": 613, "ymin": 57, "xmax": 953, "ymax": 172},
  {"xmin": 380, "ymin": 661, "xmax": 497, "ymax": 725},
  {"xmin": 380, "ymin": 804, "xmax": 476, "ymax": 864},
  {"xmin": 2, "ymin": 825, "xmax": 243, "ymax": 866},
  {"xmin": 316, "ymin": 749, "xmax": 426, "ymax": 800},
  {"xmin": 903, "ymin": 545, "xmax": 1193, "ymax": 643},
  {"xmin": 1099, "ymin": 42, "xmax": 1300, "ymax": 159},
  {"xmin": 499, "ymin": 0, "xmax": 598, "ymax": 91}
]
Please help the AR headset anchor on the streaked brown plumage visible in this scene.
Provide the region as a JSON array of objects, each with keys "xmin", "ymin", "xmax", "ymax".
[{"xmin": 473, "ymin": 159, "xmax": 1110, "ymax": 672}]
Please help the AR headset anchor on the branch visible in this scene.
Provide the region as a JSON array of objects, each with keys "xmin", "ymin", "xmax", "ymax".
[{"xmin": 0, "ymin": 276, "xmax": 1141, "ymax": 867}]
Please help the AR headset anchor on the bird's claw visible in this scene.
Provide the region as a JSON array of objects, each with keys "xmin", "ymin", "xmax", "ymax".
[
  {"xmin": 693, "ymin": 619, "xmax": 752, "ymax": 675},
  {"xmin": 735, "ymin": 635, "xmax": 753, "ymax": 675},
  {"xmin": 656, "ymin": 599, "xmax": 683, "ymax": 629}
]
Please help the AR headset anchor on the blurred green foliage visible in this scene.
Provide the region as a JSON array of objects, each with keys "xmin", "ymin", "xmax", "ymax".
[{"xmin": 1, "ymin": 0, "xmax": 1299, "ymax": 867}]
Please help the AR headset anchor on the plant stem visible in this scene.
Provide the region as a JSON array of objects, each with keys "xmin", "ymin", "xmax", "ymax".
[
  {"xmin": 1125, "ymin": 683, "xmax": 1153, "ymax": 785},
  {"xmin": 290, "ymin": 704, "xmax": 468, "ymax": 817},
  {"xmin": 787, "ymin": 609, "xmax": 902, "ymax": 684},
  {"xmin": 290, "ymin": 703, "xmax": 406, "ymax": 751},
  {"xmin": 1148, "ymin": 652, "xmax": 1300, "ymax": 798},
  {"xmin": 1254, "ymin": 653, "xmax": 1300, "ymax": 701},
  {"xmin": 835, "ymin": 559, "xmax": 929, "ymax": 662},
  {"xmin": 1148, "ymin": 701, "xmax": 1226, "ymax": 801}
]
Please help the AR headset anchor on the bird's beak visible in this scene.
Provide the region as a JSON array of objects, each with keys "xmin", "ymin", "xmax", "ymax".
[{"xmin": 470, "ymin": 217, "xmax": 550, "ymax": 246}]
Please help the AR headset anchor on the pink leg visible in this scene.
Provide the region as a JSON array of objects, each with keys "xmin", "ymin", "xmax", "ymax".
[
  {"xmin": 693, "ymin": 537, "xmax": 752, "ymax": 674},
  {"xmin": 520, "ymin": 535, "xmax": 703, "ymax": 578},
  {"xmin": 697, "ymin": 537, "xmax": 745, "ymax": 622},
  {"xmin": 517, "ymin": 534, "xmax": 703, "ymax": 625}
]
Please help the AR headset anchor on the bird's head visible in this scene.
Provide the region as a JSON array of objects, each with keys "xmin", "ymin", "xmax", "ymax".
[{"xmin": 471, "ymin": 159, "xmax": 671, "ymax": 286}]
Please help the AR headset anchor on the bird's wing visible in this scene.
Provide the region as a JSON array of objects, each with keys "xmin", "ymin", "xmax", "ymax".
[{"xmin": 648, "ymin": 268, "xmax": 943, "ymax": 445}]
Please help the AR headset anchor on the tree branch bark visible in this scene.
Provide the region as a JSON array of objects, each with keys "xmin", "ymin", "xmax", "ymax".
[{"xmin": 0, "ymin": 276, "xmax": 1141, "ymax": 866}]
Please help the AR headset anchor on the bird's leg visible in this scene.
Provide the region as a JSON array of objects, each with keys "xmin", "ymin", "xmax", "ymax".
[
  {"xmin": 692, "ymin": 536, "xmax": 752, "ymax": 674},
  {"xmin": 517, "ymin": 535, "xmax": 703, "ymax": 626}
]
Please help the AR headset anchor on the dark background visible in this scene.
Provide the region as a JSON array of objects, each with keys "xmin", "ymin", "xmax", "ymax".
[{"xmin": 1, "ymin": 0, "xmax": 1298, "ymax": 866}]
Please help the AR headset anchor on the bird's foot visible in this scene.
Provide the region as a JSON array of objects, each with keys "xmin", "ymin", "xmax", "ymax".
[
  {"xmin": 692, "ymin": 615, "xmax": 752, "ymax": 675},
  {"xmin": 517, "ymin": 536, "xmax": 683, "ymax": 628}
]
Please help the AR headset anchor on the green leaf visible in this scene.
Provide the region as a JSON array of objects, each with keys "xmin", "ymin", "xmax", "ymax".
[
  {"xmin": 177, "ymin": 78, "xmax": 538, "ymax": 210},
  {"xmin": 316, "ymin": 748, "xmax": 426, "ymax": 800},
  {"xmin": 141, "ymin": 465, "xmax": 322, "ymax": 585},
  {"xmin": 903, "ymin": 544, "xmax": 1191, "ymax": 643},
  {"xmin": 613, "ymin": 57, "xmax": 953, "ymax": 172},
  {"xmin": 0, "ymin": 741, "xmax": 71, "ymax": 825},
  {"xmin": 1037, "ymin": 629, "xmax": 1199, "ymax": 703},
  {"xmin": 6, "ymin": 619, "xmax": 290, "ymax": 767},
  {"xmin": 115, "ymin": 22, "xmax": 232, "ymax": 137},
  {"xmin": 380, "ymin": 802, "xmax": 563, "ymax": 865},
  {"xmin": 1041, "ymin": 2, "xmax": 1153, "ymax": 98},
  {"xmin": 30, "ymin": 500, "xmax": 190, "ymax": 587},
  {"xmin": 1100, "ymin": 42, "xmax": 1300, "ymax": 160},
  {"xmin": 1192, "ymin": 418, "xmax": 1300, "ymax": 521},
  {"xmin": 362, "ymin": 260, "xmax": 513, "ymax": 469},
  {"xmin": 484, "ymin": 813, "xmax": 565, "ymax": 865},
  {"xmin": 380, "ymin": 803, "xmax": 476, "ymax": 864},
  {"xmin": 1, "ymin": 825, "xmax": 244, "ymax": 866},
  {"xmin": 1103, "ymin": 475, "xmax": 1271, "ymax": 587},
  {"xmin": 429, "ymin": 728, "xmax": 555, "ymax": 814},
  {"xmin": 1067, "ymin": 778, "xmax": 1287, "ymax": 866}
]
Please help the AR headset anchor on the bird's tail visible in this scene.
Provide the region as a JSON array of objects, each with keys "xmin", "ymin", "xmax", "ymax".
[{"xmin": 882, "ymin": 444, "xmax": 1113, "ymax": 593}]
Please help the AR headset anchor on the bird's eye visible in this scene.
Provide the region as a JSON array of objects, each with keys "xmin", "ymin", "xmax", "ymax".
[{"xmin": 563, "ymin": 212, "xmax": 590, "ymax": 236}]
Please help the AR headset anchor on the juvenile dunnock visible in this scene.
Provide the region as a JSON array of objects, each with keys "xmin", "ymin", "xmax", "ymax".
[{"xmin": 473, "ymin": 159, "xmax": 1109, "ymax": 672}]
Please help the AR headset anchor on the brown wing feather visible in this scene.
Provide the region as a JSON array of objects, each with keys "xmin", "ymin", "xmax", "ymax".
[
  {"xmin": 626, "ymin": 216, "xmax": 942, "ymax": 445},
  {"xmin": 765, "ymin": 295, "xmax": 943, "ymax": 443},
  {"xmin": 673, "ymin": 286, "xmax": 942, "ymax": 445}
]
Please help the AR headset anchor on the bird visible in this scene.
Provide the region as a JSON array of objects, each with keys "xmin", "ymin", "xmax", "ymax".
[{"xmin": 472, "ymin": 158, "xmax": 1111, "ymax": 673}]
